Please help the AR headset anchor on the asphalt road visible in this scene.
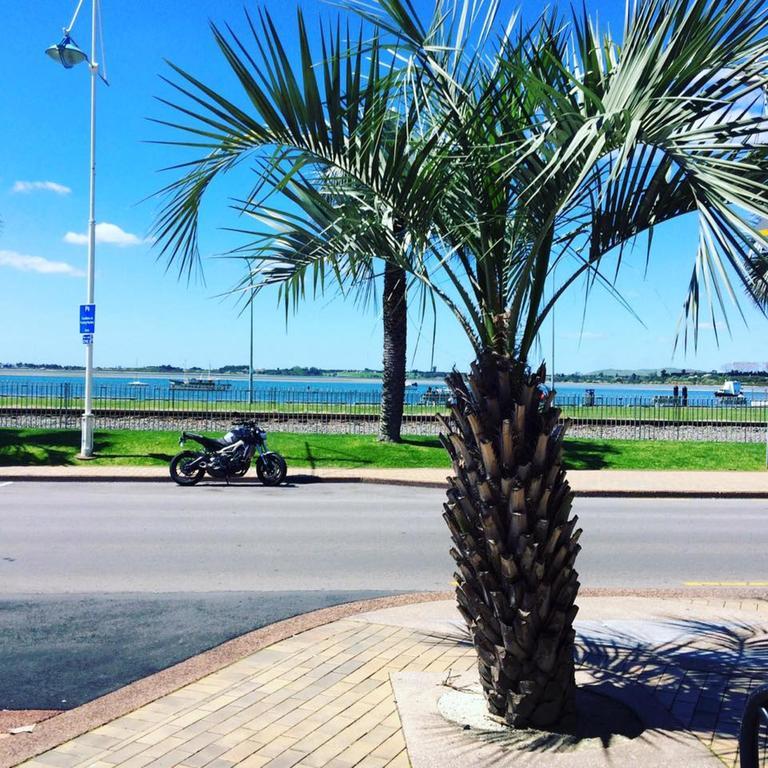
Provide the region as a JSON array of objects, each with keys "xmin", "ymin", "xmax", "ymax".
[
  {"xmin": 1, "ymin": 481, "xmax": 766, "ymax": 709},
  {"xmin": 2, "ymin": 481, "xmax": 767, "ymax": 591}
]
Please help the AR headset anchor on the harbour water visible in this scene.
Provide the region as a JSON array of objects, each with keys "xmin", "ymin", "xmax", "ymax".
[{"xmin": 1, "ymin": 371, "xmax": 765, "ymax": 404}]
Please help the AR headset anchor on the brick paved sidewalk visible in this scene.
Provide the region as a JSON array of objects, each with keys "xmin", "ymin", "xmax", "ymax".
[{"xmin": 5, "ymin": 596, "xmax": 768, "ymax": 768}]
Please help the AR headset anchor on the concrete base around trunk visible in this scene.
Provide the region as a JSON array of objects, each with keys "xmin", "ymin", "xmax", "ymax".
[{"xmin": 392, "ymin": 670, "xmax": 721, "ymax": 767}]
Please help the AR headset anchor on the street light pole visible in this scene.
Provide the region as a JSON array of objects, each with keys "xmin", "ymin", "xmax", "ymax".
[
  {"xmin": 550, "ymin": 265, "xmax": 556, "ymax": 393},
  {"xmin": 46, "ymin": 0, "xmax": 102, "ymax": 458},
  {"xmin": 249, "ymin": 277, "xmax": 254, "ymax": 406},
  {"xmin": 80, "ymin": 0, "xmax": 98, "ymax": 458}
]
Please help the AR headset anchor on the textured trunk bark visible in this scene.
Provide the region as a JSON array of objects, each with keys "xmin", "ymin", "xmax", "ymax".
[
  {"xmin": 379, "ymin": 263, "xmax": 407, "ymax": 442},
  {"xmin": 440, "ymin": 352, "xmax": 580, "ymax": 729}
]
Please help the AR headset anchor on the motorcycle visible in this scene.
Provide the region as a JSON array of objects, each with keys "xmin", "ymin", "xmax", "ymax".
[{"xmin": 169, "ymin": 421, "xmax": 287, "ymax": 486}]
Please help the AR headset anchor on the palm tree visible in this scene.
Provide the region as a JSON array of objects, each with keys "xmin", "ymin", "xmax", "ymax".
[
  {"xmin": 154, "ymin": 0, "xmax": 768, "ymax": 729},
  {"xmin": 151, "ymin": 13, "xmax": 443, "ymax": 441}
]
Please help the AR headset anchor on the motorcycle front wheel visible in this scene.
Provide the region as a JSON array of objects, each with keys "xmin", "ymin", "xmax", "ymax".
[
  {"xmin": 256, "ymin": 453, "xmax": 287, "ymax": 486},
  {"xmin": 169, "ymin": 450, "xmax": 206, "ymax": 486}
]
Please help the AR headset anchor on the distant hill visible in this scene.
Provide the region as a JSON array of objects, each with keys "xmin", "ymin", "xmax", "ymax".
[{"xmin": 584, "ymin": 368, "xmax": 710, "ymax": 377}]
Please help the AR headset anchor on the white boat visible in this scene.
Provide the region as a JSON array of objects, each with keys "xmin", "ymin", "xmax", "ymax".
[
  {"xmin": 127, "ymin": 380, "xmax": 149, "ymax": 387},
  {"xmin": 420, "ymin": 387, "xmax": 452, "ymax": 405},
  {"xmin": 714, "ymin": 380, "xmax": 742, "ymax": 398},
  {"xmin": 169, "ymin": 376, "xmax": 231, "ymax": 392}
]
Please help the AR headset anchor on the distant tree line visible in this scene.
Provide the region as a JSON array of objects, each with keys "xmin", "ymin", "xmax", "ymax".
[
  {"xmin": 0, "ymin": 362, "xmax": 448, "ymax": 379},
  {"xmin": 560, "ymin": 370, "xmax": 768, "ymax": 386}
]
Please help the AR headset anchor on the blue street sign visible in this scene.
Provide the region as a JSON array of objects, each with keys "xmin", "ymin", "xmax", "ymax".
[
  {"xmin": 79, "ymin": 304, "xmax": 95, "ymax": 334},
  {"xmin": 82, "ymin": 333, "xmax": 93, "ymax": 345}
]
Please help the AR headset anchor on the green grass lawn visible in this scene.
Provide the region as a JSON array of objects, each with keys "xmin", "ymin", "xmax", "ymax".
[{"xmin": 0, "ymin": 428, "xmax": 765, "ymax": 470}]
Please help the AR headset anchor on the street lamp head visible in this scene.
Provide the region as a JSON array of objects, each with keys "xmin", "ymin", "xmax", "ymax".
[{"xmin": 45, "ymin": 35, "xmax": 88, "ymax": 68}]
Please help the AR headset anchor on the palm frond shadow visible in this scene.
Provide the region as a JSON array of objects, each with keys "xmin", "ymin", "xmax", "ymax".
[
  {"xmin": 0, "ymin": 429, "xmax": 82, "ymax": 465},
  {"xmin": 576, "ymin": 616, "xmax": 768, "ymax": 742},
  {"xmin": 419, "ymin": 614, "xmax": 768, "ymax": 759},
  {"xmin": 297, "ymin": 440, "xmax": 373, "ymax": 469}
]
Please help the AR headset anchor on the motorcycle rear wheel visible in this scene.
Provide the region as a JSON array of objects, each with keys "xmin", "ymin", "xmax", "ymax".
[
  {"xmin": 256, "ymin": 453, "xmax": 287, "ymax": 486},
  {"xmin": 170, "ymin": 450, "xmax": 206, "ymax": 486}
]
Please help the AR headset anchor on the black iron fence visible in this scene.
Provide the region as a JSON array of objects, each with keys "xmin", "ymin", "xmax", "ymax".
[{"xmin": 0, "ymin": 380, "xmax": 766, "ymax": 441}]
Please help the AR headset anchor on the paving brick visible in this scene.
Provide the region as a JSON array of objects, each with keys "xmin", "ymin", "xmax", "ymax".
[
  {"xmin": 384, "ymin": 750, "xmax": 411, "ymax": 768},
  {"xmin": 33, "ymin": 751, "xmax": 94, "ymax": 768},
  {"xmin": 262, "ymin": 750, "xmax": 309, "ymax": 768},
  {"xmin": 236, "ymin": 755, "xmax": 271, "ymax": 768},
  {"xmin": 252, "ymin": 735, "xmax": 297, "ymax": 760},
  {"xmin": 369, "ymin": 731, "xmax": 406, "ymax": 760},
  {"xmin": 145, "ymin": 749, "xmax": 200, "ymax": 768},
  {"xmin": 135, "ymin": 725, "xmax": 182, "ymax": 746},
  {"xmin": 180, "ymin": 743, "xmax": 231, "ymax": 768},
  {"xmin": 141, "ymin": 737, "xmax": 188, "ymax": 759},
  {"xmin": 355, "ymin": 756, "xmax": 390, "ymax": 768},
  {"xmin": 220, "ymin": 738, "xmax": 264, "ymax": 763},
  {"xmin": 113, "ymin": 753, "xmax": 157, "ymax": 768},
  {"xmin": 203, "ymin": 760, "xmax": 236, "ymax": 768}
]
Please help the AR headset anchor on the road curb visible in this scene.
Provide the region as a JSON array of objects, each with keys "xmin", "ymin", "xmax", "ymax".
[{"xmin": 1, "ymin": 471, "xmax": 767, "ymax": 497}]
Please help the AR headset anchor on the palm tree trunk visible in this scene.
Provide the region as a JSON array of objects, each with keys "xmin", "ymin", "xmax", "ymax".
[
  {"xmin": 440, "ymin": 352, "xmax": 581, "ymax": 729},
  {"xmin": 379, "ymin": 262, "xmax": 407, "ymax": 442}
]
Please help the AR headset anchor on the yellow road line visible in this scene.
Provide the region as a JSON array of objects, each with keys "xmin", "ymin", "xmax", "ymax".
[{"xmin": 684, "ymin": 581, "xmax": 768, "ymax": 587}]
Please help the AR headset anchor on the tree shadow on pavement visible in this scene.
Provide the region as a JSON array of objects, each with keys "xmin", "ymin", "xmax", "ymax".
[
  {"xmin": 0, "ymin": 429, "xmax": 170, "ymax": 465},
  {"xmin": 573, "ymin": 616, "xmax": 768, "ymax": 759},
  {"xmin": 0, "ymin": 429, "xmax": 83, "ymax": 465},
  {"xmin": 298, "ymin": 439, "xmax": 374, "ymax": 469},
  {"xmin": 420, "ymin": 612, "xmax": 768, "ymax": 763},
  {"xmin": 562, "ymin": 440, "xmax": 620, "ymax": 469}
]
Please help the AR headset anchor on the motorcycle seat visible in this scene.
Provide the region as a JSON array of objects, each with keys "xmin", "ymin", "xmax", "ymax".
[{"xmin": 184, "ymin": 433, "xmax": 230, "ymax": 451}]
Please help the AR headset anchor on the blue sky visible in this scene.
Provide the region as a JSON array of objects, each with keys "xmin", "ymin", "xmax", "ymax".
[{"xmin": 1, "ymin": 0, "xmax": 766, "ymax": 373}]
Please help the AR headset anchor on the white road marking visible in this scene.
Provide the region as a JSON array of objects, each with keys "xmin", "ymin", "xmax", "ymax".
[{"xmin": 0, "ymin": 482, "xmax": 14, "ymax": 488}]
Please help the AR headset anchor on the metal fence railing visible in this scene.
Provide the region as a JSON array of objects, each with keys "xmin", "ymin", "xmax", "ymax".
[
  {"xmin": 0, "ymin": 381, "xmax": 766, "ymax": 442},
  {"xmin": 0, "ymin": 381, "xmax": 446, "ymax": 435},
  {"xmin": 555, "ymin": 395, "xmax": 767, "ymax": 443}
]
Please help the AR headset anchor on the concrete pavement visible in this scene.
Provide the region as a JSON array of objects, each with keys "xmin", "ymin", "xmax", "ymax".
[
  {"xmin": 3, "ymin": 594, "xmax": 767, "ymax": 768},
  {"xmin": 1, "ymin": 465, "xmax": 767, "ymax": 496}
]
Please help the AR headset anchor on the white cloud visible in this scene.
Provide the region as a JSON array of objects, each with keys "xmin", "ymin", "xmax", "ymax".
[
  {"xmin": 0, "ymin": 249, "xmax": 84, "ymax": 277},
  {"xmin": 64, "ymin": 222, "xmax": 146, "ymax": 247},
  {"xmin": 12, "ymin": 180, "xmax": 72, "ymax": 195}
]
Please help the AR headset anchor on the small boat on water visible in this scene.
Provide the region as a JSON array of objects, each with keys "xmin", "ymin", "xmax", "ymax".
[
  {"xmin": 419, "ymin": 386, "xmax": 453, "ymax": 406},
  {"xmin": 713, "ymin": 380, "xmax": 747, "ymax": 405},
  {"xmin": 714, "ymin": 380, "xmax": 742, "ymax": 398},
  {"xmin": 169, "ymin": 376, "xmax": 232, "ymax": 392},
  {"xmin": 127, "ymin": 380, "xmax": 149, "ymax": 388}
]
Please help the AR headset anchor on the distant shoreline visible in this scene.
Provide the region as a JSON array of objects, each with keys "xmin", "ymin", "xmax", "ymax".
[
  {"xmin": 2, "ymin": 368, "xmax": 762, "ymax": 393},
  {"xmin": 0, "ymin": 368, "xmax": 390, "ymax": 385}
]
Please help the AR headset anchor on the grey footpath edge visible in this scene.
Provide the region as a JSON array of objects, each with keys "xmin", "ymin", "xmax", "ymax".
[{"xmin": 0, "ymin": 467, "xmax": 767, "ymax": 497}]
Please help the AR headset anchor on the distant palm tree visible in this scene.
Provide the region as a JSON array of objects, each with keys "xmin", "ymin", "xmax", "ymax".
[{"xmin": 154, "ymin": 0, "xmax": 768, "ymax": 729}]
